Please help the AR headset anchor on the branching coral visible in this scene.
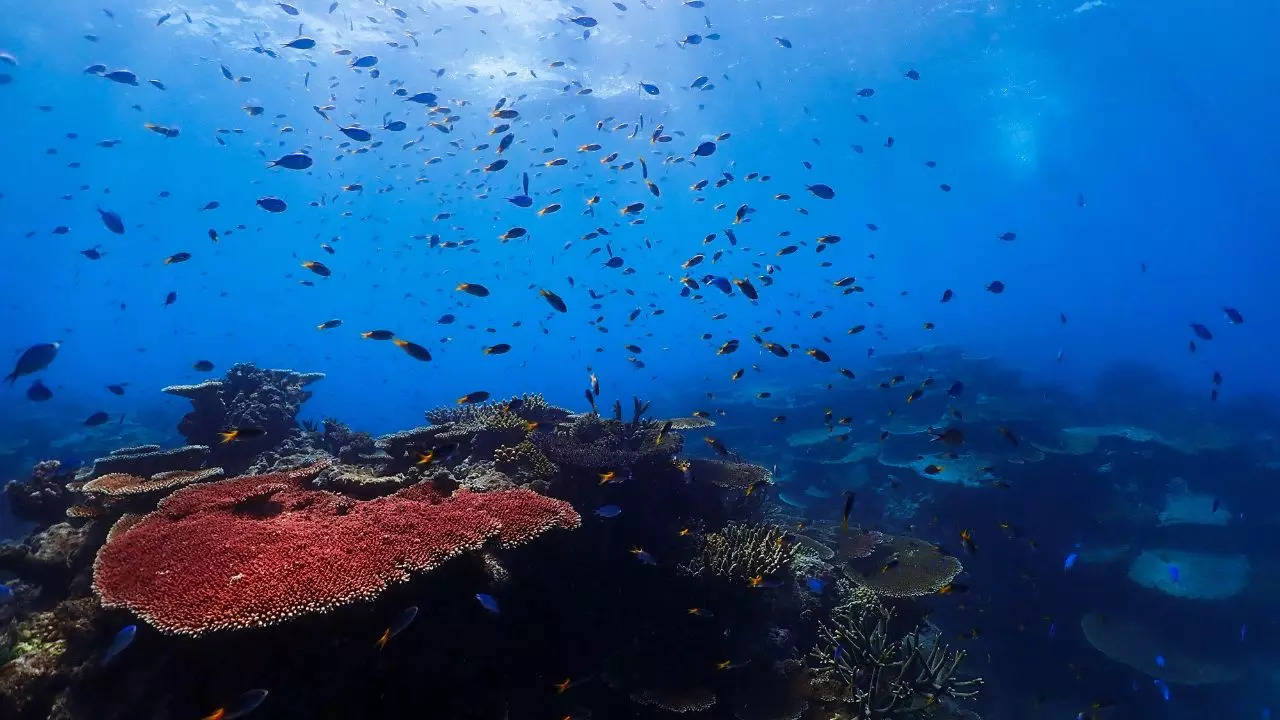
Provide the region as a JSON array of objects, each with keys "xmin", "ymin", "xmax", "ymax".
[
  {"xmin": 809, "ymin": 592, "xmax": 981, "ymax": 717},
  {"xmin": 688, "ymin": 524, "xmax": 797, "ymax": 582}
]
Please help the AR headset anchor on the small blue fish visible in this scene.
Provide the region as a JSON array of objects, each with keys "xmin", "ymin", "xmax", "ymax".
[
  {"xmin": 1063, "ymin": 553, "xmax": 1078, "ymax": 571},
  {"xmin": 805, "ymin": 577, "xmax": 825, "ymax": 594},
  {"xmin": 0, "ymin": 583, "xmax": 13, "ymax": 603},
  {"xmin": 1168, "ymin": 565, "xmax": 1180, "ymax": 584},
  {"xmin": 1241, "ymin": 624, "xmax": 1248, "ymax": 642},
  {"xmin": 1153, "ymin": 679, "xmax": 1170, "ymax": 701},
  {"xmin": 475, "ymin": 593, "xmax": 500, "ymax": 614},
  {"xmin": 833, "ymin": 643, "xmax": 845, "ymax": 662},
  {"xmin": 1155, "ymin": 655, "xmax": 1165, "ymax": 667},
  {"xmin": 1048, "ymin": 623, "xmax": 1057, "ymax": 638},
  {"xmin": 595, "ymin": 504, "xmax": 621, "ymax": 518},
  {"xmin": 102, "ymin": 624, "xmax": 137, "ymax": 665}
]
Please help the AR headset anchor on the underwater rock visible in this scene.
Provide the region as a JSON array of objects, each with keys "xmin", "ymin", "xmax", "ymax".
[
  {"xmin": 1127, "ymin": 549, "xmax": 1250, "ymax": 600},
  {"xmin": 0, "ymin": 523, "xmax": 97, "ymax": 597},
  {"xmin": 3, "ymin": 460, "xmax": 75, "ymax": 525},
  {"xmin": 1080, "ymin": 612, "xmax": 1238, "ymax": 685},
  {"xmin": 92, "ymin": 461, "xmax": 580, "ymax": 635},
  {"xmin": 75, "ymin": 444, "xmax": 209, "ymax": 482},
  {"xmin": 162, "ymin": 364, "xmax": 324, "ymax": 472}
]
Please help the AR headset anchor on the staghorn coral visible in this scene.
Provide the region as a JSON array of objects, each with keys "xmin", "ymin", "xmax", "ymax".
[
  {"xmin": 75, "ymin": 445, "xmax": 210, "ymax": 483},
  {"xmin": 4, "ymin": 460, "xmax": 75, "ymax": 525},
  {"xmin": 92, "ymin": 462, "xmax": 580, "ymax": 636},
  {"xmin": 809, "ymin": 595, "xmax": 981, "ymax": 718},
  {"xmin": 687, "ymin": 458, "xmax": 771, "ymax": 492},
  {"xmin": 840, "ymin": 534, "xmax": 961, "ymax": 598},
  {"xmin": 687, "ymin": 524, "xmax": 797, "ymax": 582}
]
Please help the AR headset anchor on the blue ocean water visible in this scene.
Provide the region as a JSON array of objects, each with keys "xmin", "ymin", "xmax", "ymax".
[{"xmin": 1, "ymin": 1, "xmax": 1278, "ymax": 719}]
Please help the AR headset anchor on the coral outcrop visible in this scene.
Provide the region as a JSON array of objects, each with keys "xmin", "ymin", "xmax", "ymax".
[
  {"xmin": 92, "ymin": 462, "xmax": 580, "ymax": 635},
  {"xmin": 3, "ymin": 461, "xmax": 75, "ymax": 524},
  {"xmin": 162, "ymin": 364, "xmax": 324, "ymax": 472}
]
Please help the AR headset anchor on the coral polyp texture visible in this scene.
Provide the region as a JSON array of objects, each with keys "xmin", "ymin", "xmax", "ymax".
[{"xmin": 92, "ymin": 461, "xmax": 580, "ymax": 636}]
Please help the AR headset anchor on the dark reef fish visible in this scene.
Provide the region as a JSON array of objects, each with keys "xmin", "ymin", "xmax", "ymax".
[{"xmin": 6, "ymin": 341, "xmax": 60, "ymax": 384}]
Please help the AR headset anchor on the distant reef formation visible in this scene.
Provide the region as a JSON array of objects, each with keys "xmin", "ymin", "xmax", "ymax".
[{"xmin": 0, "ymin": 363, "xmax": 983, "ymax": 720}]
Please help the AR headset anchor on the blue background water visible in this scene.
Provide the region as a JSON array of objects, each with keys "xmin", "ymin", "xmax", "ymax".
[{"xmin": 1, "ymin": 0, "xmax": 1275, "ymax": 440}]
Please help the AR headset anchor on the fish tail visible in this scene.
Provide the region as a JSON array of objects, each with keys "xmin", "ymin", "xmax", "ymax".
[
  {"xmin": 2, "ymin": 372, "xmax": 15, "ymax": 385},
  {"xmin": 218, "ymin": 431, "xmax": 237, "ymax": 443},
  {"xmin": 841, "ymin": 518, "xmax": 848, "ymax": 534}
]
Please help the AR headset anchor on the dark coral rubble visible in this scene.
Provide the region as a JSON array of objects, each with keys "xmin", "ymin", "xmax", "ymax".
[{"xmin": 0, "ymin": 382, "xmax": 984, "ymax": 720}]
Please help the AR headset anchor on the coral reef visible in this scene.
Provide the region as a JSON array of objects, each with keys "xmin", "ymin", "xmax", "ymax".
[
  {"xmin": 687, "ymin": 457, "xmax": 772, "ymax": 492},
  {"xmin": 320, "ymin": 418, "xmax": 377, "ymax": 463},
  {"xmin": 75, "ymin": 444, "xmax": 210, "ymax": 482},
  {"xmin": 3, "ymin": 460, "xmax": 75, "ymax": 524},
  {"xmin": 528, "ymin": 413, "xmax": 682, "ymax": 474},
  {"xmin": 92, "ymin": 462, "xmax": 580, "ymax": 635},
  {"xmin": 80, "ymin": 467, "xmax": 224, "ymax": 498},
  {"xmin": 841, "ymin": 534, "xmax": 962, "ymax": 598},
  {"xmin": 162, "ymin": 364, "xmax": 324, "ymax": 472},
  {"xmin": 0, "ymin": 597, "xmax": 99, "ymax": 720},
  {"xmin": 663, "ymin": 415, "xmax": 716, "ymax": 430},
  {"xmin": 686, "ymin": 523, "xmax": 797, "ymax": 582},
  {"xmin": 424, "ymin": 393, "xmax": 568, "ymax": 426},
  {"xmin": 493, "ymin": 441, "xmax": 557, "ymax": 482},
  {"xmin": 809, "ymin": 586, "xmax": 981, "ymax": 717}
]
